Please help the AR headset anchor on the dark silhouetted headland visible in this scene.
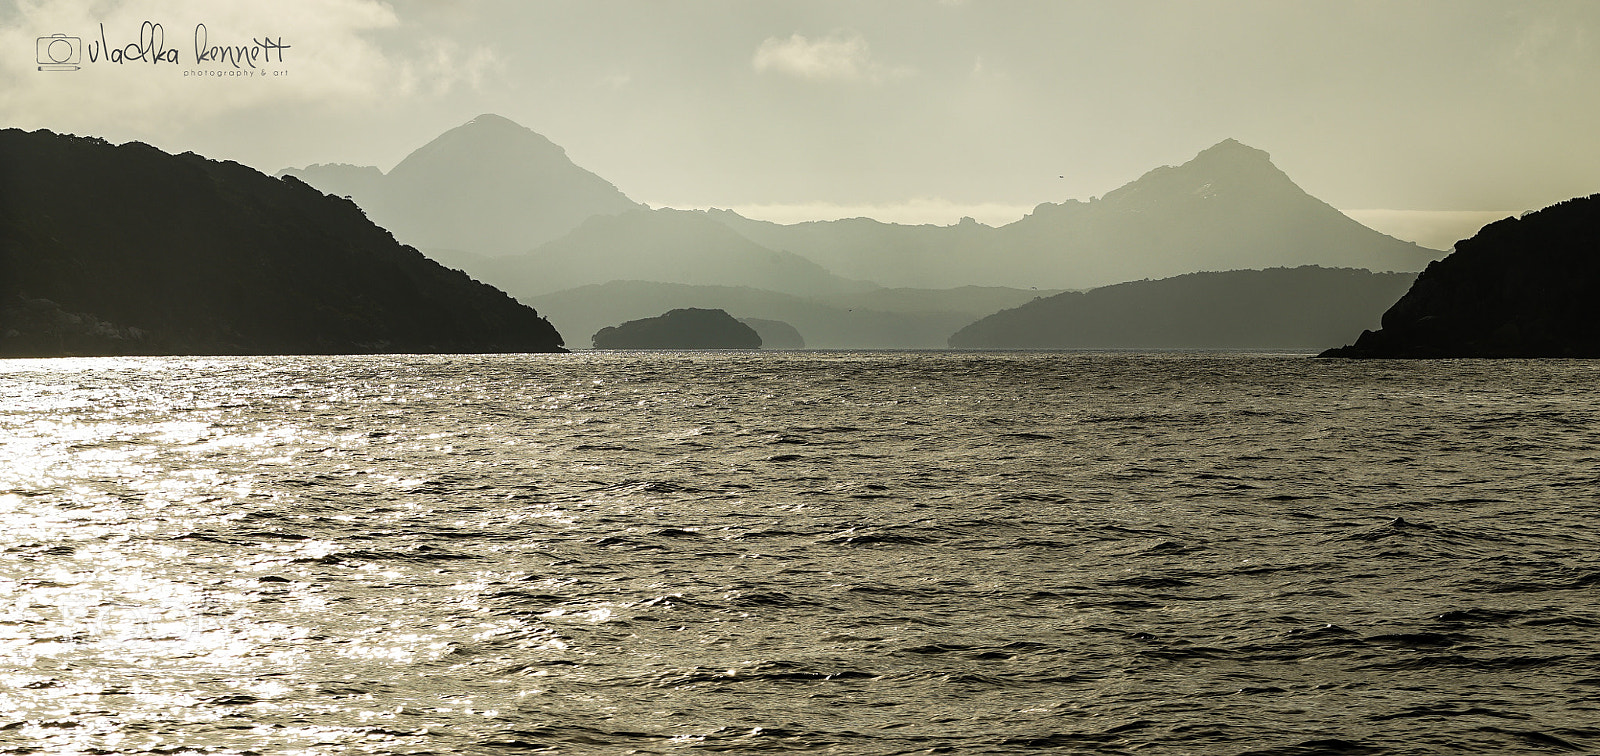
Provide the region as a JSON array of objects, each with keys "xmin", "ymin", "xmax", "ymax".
[
  {"xmin": 592, "ymin": 308, "xmax": 761, "ymax": 349},
  {"xmin": 0, "ymin": 129, "xmax": 565, "ymax": 357},
  {"xmin": 948, "ymin": 266, "xmax": 1415, "ymax": 349},
  {"xmin": 1321, "ymin": 194, "xmax": 1600, "ymax": 358}
]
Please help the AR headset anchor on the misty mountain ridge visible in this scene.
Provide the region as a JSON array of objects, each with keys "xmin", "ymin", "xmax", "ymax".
[
  {"xmin": 708, "ymin": 138, "xmax": 1441, "ymax": 289},
  {"xmin": 281, "ymin": 116, "xmax": 1438, "ymax": 294},
  {"xmin": 482, "ymin": 208, "xmax": 873, "ymax": 298},
  {"xmin": 280, "ymin": 113, "xmax": 641, "ymax": 256}
]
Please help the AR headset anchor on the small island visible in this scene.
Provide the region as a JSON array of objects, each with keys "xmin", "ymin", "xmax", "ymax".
[
  {"xmin": 592, "ymin": 308, "xmax": 762, "ymax": 349},
  {"xmin": 1321, "ymin": 193, "xmax": 1600, "ymax": 358}
]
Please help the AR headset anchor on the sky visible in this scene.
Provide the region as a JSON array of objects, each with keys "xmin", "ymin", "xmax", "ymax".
[{"xmin": 4, "ymin": 0, "xmax": 1598, "ymax": 249}]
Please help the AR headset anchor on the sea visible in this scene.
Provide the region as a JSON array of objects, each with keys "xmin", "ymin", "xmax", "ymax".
[{"xmin": 2, "ymin": 351, "xmax": 1597, "ymax": 755}]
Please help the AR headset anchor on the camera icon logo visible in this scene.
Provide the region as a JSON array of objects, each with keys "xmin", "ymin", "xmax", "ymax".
[{"xmin": 37, "ymin": 34, "xmax": 82, "ymax": 71}]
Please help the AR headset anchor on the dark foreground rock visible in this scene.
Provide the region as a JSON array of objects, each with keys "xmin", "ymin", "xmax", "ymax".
[
  {"xmin": 0, "ymin": 128, "xmax": 565, "ymax": 357},
  {"xmin": 592, "ymin": 308, "xmax": 761, "ymax": 349},
  {"xmin": 1320, "ymin": 194, "xmax": 1600, "ymax": 358}
]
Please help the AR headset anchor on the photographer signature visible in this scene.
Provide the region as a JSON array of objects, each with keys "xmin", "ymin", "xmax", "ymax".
[
  {"xmin": 195, "ymin": 24, "xmax": 290, "ymax": 69},
  {"xmin": 82, "ymin": 21, "xmax": 289, "ymax": 68},
  {"xmin": 89, "ymin": 21, "xmax": 177, "ymax": 64}
]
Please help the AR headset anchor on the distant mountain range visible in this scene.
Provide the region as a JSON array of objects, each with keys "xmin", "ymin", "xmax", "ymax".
[
  {"xmin": 710, "ymin": 140, "xmax": 1439, "ymax": 289},
  {"xmin": 479, "ymin": 208, "xmax": 871, "ymax": 298},
  {"xmin": 950, "ymin": 266, "xmax": 1416, "ymax": 350},
  {"xmin": 278, "ymin": 114, "xmax": 1447, "ymax": 349},
  {"xmin": 1, "ymin": 129, "xmax": 565, "ymax": 357}
]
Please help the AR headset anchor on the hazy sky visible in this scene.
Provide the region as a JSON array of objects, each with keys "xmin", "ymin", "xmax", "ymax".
[{"xmin": 4, "ymin": 0, "xmax": 1598, "ymax": 246}]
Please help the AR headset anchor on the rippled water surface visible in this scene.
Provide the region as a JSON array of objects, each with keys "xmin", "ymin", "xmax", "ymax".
[{"xmin": 2, "ymin": 352, "xmax": 1599, "ymax": 755}]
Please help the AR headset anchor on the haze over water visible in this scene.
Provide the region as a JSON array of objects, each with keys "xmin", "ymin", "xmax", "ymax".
[{"xmin": 2, "ymin": 352, "xmax": 1598, "ymax": 754}]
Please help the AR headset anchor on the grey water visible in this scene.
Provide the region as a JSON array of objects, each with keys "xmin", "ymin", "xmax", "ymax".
[{"xmin": 2, "ymin": 352, "xmax": 1598, "ymax": 755}]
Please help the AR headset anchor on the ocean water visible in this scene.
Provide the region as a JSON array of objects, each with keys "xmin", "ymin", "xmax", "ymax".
[{"xmin": 2, "ymin": 351, "xmax": 1598, "ymax": 755}]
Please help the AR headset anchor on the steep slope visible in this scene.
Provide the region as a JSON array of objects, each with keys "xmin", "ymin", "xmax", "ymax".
[
  {"xmin": 0, "ymin": 129, "xmax": 565, "ymax": 356},
  {"xmin": 709, "ymin": 140, "xmax": 1442, "ymax": 289},
  {"xmin": 486, "ymin": 208, "xmax": 870, "ymax": 298},
  {"xmin": 949, "ymin": 266, "xmax": 1416, "ymax": 349},
  {"xmin": 281, "ymin": 114, "xmax": 641, "ymax": 256},
  {"xmin": 1321, "ymin": 195, "xmax": 1600, "ymax": 357}
]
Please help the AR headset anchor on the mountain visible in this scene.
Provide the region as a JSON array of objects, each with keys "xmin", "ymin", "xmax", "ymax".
[
  {"xmin": 592, "ymin": 308, "xmax": 761, "ymax": 349},
  {"xmin": 280, "ymin": 114, "xmax": 641, "ymax": 256},
  {"xmin": 1321, "ymin": 195, "xmax": 1600, "ymax": 358},
  {"xmin": 528, "ymin": 281, "xmax": 1013, "ymax": 350},
  {"xmin": 0, "ymin": 129, "xmax": 565, "ymax": 356},
  {"xmin": 282, "ymin": 117, "xmax": 865, "ymax": 299},
  {"xmin": 483, "ymin": 208, "xmax": 870, "ymax": 298},
  {"xmin": 948, "ymin": 266, "xmax": 1416, "ymax": 349},
  {"xmin": 282, "ymin": 123, "xmax": 1440, "ymax": 309},
  {"xmin": 708, "ymin": 140, "xmax": 1442, "ymax": 289}
]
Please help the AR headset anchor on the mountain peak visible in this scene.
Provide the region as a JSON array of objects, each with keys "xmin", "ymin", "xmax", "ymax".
[
  {"xmin": 1100, "ymin": 138, "xmax": 1294, "ymax": 208},
  {"xmin": 288, "ymin": 114, "xmax": 639, "ymax": 256},
  {"xmin": 411, "ymin": 113, "xmax": 565, "ymax": 161},
  {"xmin": 1194, "ymin": 138, "xmax": 1271, "ymax": 164},
  {"xmin": 465, "ymin": 113, "xmax": 523, "ymax": 129}
]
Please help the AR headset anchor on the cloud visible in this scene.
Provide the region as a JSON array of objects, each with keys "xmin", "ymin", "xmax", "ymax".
[
  {"xmin": 751, "ymin": 31, "xmax": 909, "ymax": 83},
  {"xmin": 1502, "ymin": 9, "xmax": 1597, "ymax": 87},
  {"xmin": 398, "ymin": 38, "xmax": 502, "ymax": 96}
]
